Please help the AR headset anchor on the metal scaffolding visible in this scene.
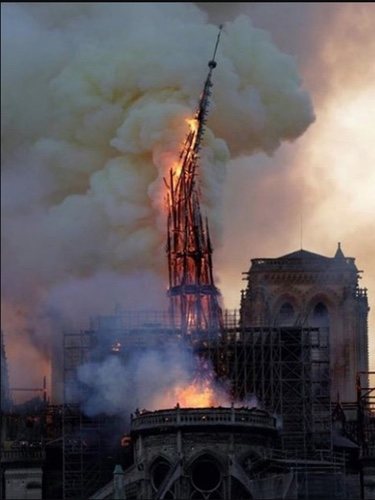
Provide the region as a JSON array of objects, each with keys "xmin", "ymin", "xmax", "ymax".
[
  {"xmin": 62, "ymin": 310, "xmax": 334, "ymax": 497},
  {"xmin": 62, "ymin": 330, "xmax": 111, "ymax": 500},
  {"xmin": 198, "ymin": 321, "xmax": 332, "ymax": 456},
  {"xmin": 62, "ymin": 321, "xmax": 177, "ymax": 499},
  {"xmin": 94, "ymin": 311, "xmax": 332, "ymax": 457},
  {"xmin": 356, "ymin": 371, "xmax": 375, "ymax": 458}
]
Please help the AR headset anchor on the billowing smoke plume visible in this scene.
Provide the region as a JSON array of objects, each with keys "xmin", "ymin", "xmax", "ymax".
[
  {"xmin": 75, "ymin": 345, "xmax": 232, "ymax": 419},
  {"xmin": 76, "ymin": 346, "xmax": 196, "ymax": 417},
  {"xmin": 1, "ymin": 3, "xmax": 314, "ymax": 390}
]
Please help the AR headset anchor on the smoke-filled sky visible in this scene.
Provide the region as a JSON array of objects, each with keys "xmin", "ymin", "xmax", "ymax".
[
  {"xmin": 1, "ymin": 3, "xmax": 374, "ymax": 394},
  {"xmin": 209, "ymin": 3, "xmax": 375, "ymax": 374}
]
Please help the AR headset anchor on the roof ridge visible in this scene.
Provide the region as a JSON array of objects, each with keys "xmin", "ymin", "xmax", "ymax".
[{"xmin": 277, "ymin": 249, "xmax": 330, "ymax": 260}]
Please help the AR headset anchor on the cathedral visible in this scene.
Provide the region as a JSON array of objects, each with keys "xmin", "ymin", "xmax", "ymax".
[{"xmin": 240, "ymin": 243, "xmax": 369, "ymax": 402}]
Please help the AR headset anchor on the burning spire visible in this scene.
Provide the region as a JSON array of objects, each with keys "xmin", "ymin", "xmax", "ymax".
[{"xmin": 166, "ymin": 26, "xmax": 223, "ymax": 340}]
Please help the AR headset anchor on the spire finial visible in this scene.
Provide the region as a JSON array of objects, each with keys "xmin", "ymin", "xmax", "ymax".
[
  {"xmin": 209, "ymin": 24, "xmax": 223, "ymax": 69},
  {"xmin": 193, "ymin": 25, "xmax": 223, "ymax": 154},
  {"xmin": 334, "ymin": 242, "xmax": 345, "ymax": 260}
]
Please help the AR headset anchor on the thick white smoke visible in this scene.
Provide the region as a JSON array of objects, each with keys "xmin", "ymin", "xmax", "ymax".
[
  {"xmin": 76, "ymin": 344, "xmax": 254, "ymax": 420},
  {"xmin": 76, "ymin": 345, "xmax": 196, "ymax": 417},
  {"xmin": 76, "ymin": 345, "xmax": 205, "ymax": 417},
  {"xmin": 1, "ymin": 3, "xmax": 314, "ymax": 389}
]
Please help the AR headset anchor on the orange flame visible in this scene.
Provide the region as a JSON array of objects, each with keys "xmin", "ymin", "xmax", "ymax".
[
  {"xmin": 186, "ymin": 117, "xmax": 198, "ymax": 135},
  {"xmin": 160, "ymin": 352, "xmax": 229, "ymax": 409},
  {"xmin": 157, "ymin": 366, "xmax": 230, "ymax": 409},
  {"xmin": 150, "ymin": 361, "xmax": 233, "ymax": 411},
  {"xmin": 173, "ymin": 379, "xmax": 217, "ymax": 408},
  {"xmin": 172, "ymin": 161, "xmax": 182, "ymax": 178},
  {"xmin": 165, "ymin": 116, "xmax": 199, "ymax": 183}
]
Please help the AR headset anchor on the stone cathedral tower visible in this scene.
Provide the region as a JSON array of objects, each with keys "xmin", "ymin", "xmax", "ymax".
[{"xmin": 240, "ymin": 244, "xmax": 369, "ymax": 402}]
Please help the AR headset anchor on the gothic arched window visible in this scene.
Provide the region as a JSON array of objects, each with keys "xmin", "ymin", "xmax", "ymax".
[
  {"xmin": 312, "ymin": 302, "xmax": 330, "ymax": 327},
  {"xmin": 279, "ymin": 302, "xmax": 295, "ymax": 326},
  {"xmin": 151, "ymin": 458, "xmax": 171, "ymax": 491}
]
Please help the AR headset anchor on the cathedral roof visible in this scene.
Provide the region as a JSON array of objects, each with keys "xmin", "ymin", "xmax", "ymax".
[
  {"xmin": 249, "ymin": 244, "xmax": 357, "ymax": 273},
  {"xmin": 277, "ymin": 249, "xmax": 331, "ymax": 261}
]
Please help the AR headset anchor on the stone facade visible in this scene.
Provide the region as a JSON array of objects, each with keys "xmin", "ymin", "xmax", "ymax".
[
  {"xmin": 240, "ymin": 245, "xmax": 369, "ymax": 402},
  {"xmin": 120, "ymin": 406, "xmax": 294, "ymax": 500}
]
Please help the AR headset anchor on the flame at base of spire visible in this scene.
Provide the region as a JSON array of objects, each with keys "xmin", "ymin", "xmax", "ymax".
[
  {"xmin": 171, "ymin": 378, "xmax": 224, "ymax": 408},
  {"xmin": 152, "ymin": 362, "xmax": 231, "ymax": 410}
]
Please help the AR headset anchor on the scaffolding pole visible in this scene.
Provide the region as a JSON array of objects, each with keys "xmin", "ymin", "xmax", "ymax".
[{"xmin": 62, "ymin": 330, "xmax": 107, "ymax": 500}]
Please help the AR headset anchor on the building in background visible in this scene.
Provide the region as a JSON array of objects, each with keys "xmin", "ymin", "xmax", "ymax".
[{"xmin": 240, "ymin": 244, "xmax": 369, "ymax": 402}]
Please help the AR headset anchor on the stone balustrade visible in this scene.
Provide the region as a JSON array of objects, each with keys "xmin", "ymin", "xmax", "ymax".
[{"xmin": 131, "ymin": 407, "xmax": 276, "ymax": 432}]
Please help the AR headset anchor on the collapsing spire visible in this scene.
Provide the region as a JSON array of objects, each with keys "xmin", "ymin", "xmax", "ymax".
[{"xmin": 166, "ymin": 27, "xmax": 223, "ymax": 339}]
